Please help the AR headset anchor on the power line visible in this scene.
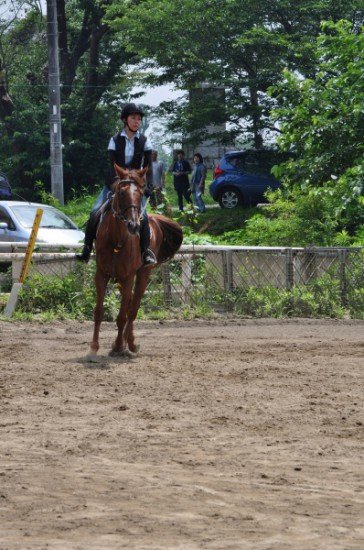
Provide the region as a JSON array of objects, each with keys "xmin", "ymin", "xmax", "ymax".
[{"xmin": 7, "ymin": 83, "xmax": 134, "ymax": 89}]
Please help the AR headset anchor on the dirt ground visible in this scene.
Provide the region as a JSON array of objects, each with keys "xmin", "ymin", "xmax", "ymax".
[{"xmin": 0, "ymin": 318, "xmax": 364, "ymax": 550}]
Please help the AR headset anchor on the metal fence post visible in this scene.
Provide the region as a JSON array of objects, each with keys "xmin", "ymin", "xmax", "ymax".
[
  {"xmin": 181, "ymin": 254, "xmax": 192, "ymax": 304},
  {"xmin": 222, "ymin": 250, "xmax": 234, "ymax": 311},
  {"xmin": 339, "ymin": 249, "xmax": 348, "ymax": 307},
  {"xmin": 285, "ymin": 248, "xmax": 294, "ymax": 290},
  {"xmin": 161, "ymin": 263, "xmax": 173, "ymax": 307},
  {"xmin": 223, "ymin": 250, "xmax": 234, "ymax": 293}
]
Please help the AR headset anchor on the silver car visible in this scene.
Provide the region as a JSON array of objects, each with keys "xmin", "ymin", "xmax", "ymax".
[{"xmin": 0, "ymin": 201, "xmax": 84, "ymax": 248}]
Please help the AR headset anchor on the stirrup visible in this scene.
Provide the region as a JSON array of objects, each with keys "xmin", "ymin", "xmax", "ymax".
[
  {"xmin": 76, "ymin": 245, "xmax": 91, "ymax": 262},
  {"xmin": 142, "ymin": 249, "xmax": 157, "ymax": 266}
]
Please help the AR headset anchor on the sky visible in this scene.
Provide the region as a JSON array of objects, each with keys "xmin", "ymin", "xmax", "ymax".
[
  {"xmin": 132, "ymin": 83, "xmax": 184, "ymax": 108},
  {"xmin": 133, "ymin": 84, "xmax": 185, "ymax": 152}
]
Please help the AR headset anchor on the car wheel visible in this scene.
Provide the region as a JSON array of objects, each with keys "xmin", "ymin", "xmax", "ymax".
[{"xmin": 218, "ymin": 187, "xmax": 242, "ymax": 209}]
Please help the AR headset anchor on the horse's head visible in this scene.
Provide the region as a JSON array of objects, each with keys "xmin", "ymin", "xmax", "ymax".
[{"xmin": 111, "ymin": 164, "xmax": 147, "ymax": 235}]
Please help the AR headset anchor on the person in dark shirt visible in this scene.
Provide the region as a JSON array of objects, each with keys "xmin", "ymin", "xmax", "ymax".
[
  {"xmin": 171, "ymin": 150, "xmax": 192, "ymax": 212},
  {"xmin": 190, "ymin": 153, "xmax": 206, "ymax": 213}
]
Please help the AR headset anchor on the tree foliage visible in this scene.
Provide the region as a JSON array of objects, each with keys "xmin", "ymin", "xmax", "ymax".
[
  {"xmin": 0, "ymin": 0, "xmax": 363, "ymax": 212},
  {"xmin": 0, "ymin": 0, "xmax": 140, "ymax": 199},
  {"xmin": 111, "ymin": 0, "xmax": 362, "ymax": 148},
  {"xmin": 263, "ymin": 20, "xmax": 364, "ymax": 242}
]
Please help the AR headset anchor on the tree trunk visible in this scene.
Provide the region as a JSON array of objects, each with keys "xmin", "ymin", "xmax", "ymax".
[
  {"xmin": 0, "ymin": 62, "xmax": 14, "ymax": 136},
  {"xmin": 249, "ymin": 81, "xmax": 263, "ymax": 150}
]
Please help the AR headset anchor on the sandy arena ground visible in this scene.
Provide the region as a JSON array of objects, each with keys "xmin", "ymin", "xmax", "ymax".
[{"xmin": 0, "ymin": 318, "xmax": 364, "ymax": 550}]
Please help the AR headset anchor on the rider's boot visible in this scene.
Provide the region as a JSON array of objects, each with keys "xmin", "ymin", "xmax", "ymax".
[
  {"xmin": 140, "ymin": 215, "xmax": 157, "ymax": 266},
  {"xmin": 76, "ymin": 210, "xmax": 100, "ymax": 262}
]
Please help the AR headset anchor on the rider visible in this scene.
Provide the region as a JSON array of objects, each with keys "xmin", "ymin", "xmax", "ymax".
[{"xmin": 76, "ymin": 102, "xmax": 157, "ymax": 265}]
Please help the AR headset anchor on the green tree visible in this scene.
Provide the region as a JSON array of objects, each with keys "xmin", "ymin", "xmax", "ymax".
[
  {"xmin": 111, "ymin": 0, "xmax": 362, "ymax": 149},
  {"xmin": 246, "ymin": 20, "xmax": 364, "ymax": 246},
  {"xmin": 0, "ymin": 7, "xmax": 50, "ymax": 193},
  {"xmin": 0, "ymin": 0, "xmax": 139, "ymax": 199}
]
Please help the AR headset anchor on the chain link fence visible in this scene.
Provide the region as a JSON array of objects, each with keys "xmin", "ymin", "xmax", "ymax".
[
  {"xmin": 141, "ymin": 246, "xmax": 364, "ymax": 316},
  {"xmin": 1, "ymin": 245, "xmax": 364, "ymax": 317}
]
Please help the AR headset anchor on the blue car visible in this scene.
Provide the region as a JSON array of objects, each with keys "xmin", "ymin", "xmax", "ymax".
[{"xmin": 209, "ymin": 150, "xmax": 282, "ymax": 209}]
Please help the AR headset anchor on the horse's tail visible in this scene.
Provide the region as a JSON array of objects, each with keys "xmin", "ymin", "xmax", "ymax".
[{"xmin": 150, "ymin": 214, "xmax": 183, "ymax": 263}]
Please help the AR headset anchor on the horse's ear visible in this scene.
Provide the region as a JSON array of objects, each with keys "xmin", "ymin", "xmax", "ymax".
[
  {"xmin": 133, "ymin": 166, "xmax": 148, "ymax": 188},
  {"xmin": 139, "ymin": 166, "xmax": 148, "ymax": 179},
  {"xmin": 114, "ymin": 163, "xmax": 128, "ymax": 180},
  {"xmin": 110, "ymin": 180, "xmax": 119, "ymax": 193}
]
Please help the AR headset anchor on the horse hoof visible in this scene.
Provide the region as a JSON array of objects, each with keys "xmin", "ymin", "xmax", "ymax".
[{"xmin": 129, "ymin": 343, "xmax": 140, "ymax": 354}]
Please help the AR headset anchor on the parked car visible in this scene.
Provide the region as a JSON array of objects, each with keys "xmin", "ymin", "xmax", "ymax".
[
  {"xmin": 209, "ymin": 150, "xmax": 283, "ymax": 209},
  {"xmin": 0, "ymin": 201, "xmax": 84, "ymax": 247}
]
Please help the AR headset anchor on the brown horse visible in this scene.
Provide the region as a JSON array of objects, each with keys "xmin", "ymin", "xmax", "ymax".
[{"xmin": 90, "ymin": 164, "xmax": 183, "ymax": 357}]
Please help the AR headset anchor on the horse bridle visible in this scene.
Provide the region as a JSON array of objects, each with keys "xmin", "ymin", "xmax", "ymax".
[{"xmin": 111, "ymin": 178, "xmax": 143, "ymax": 224}]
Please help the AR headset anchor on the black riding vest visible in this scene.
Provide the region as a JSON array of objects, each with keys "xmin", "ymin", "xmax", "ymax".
[{"xmin": 112, "ymin": 133, "xmax": 147, "ymax": 169}]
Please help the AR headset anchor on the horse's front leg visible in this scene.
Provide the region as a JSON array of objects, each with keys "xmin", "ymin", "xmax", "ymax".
[
  {"xmin": 110, "ymin": 275, "xmax": 134, "ymax": 355},
  {"xmin": 90, "ymin": 270, "xmax": 109, "ymax": 356},
  {"xmin": 124, "ymin": 268, "xmax": 152, "ymax": 354}
]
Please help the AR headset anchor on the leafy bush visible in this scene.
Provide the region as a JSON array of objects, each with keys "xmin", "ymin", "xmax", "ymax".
[
  {"xmin": 232, "ymin": 278, "xmax": 346, "ymax": 319},
  {"xmin": 17, "ymin": 264, "xmax": 96, "ymax": 319},
  {"xmin": 268, "ymin": 21, "xmax": 364, "ymax": 241}
]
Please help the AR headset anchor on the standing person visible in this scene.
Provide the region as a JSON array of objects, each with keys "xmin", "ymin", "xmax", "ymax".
[
  {"xmin": 150, "ymin": 150, "xmax": 166, "ymax": 207},
  {"xmin": 190, "ymin": 153, "xmax": 207, "ymax": 213},
  {"xmin": 76, "ymin": 102, "xmax": 156, "ymax": 265},
  {"xmin": 171, "ymin": 150, "xmax": 192, "ymax": 212}
]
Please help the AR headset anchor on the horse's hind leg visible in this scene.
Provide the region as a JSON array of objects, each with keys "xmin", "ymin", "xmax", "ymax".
[
  {"xmin": 124, "ymin": 269, "xmax": 151, "ymax": 353},
  {"xmin": 90, "ymin": 270, "xmax": 109, "ymax": 356}
]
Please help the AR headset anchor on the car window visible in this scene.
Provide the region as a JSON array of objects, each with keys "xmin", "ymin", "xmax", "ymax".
[
  {"xmin": 10, "ymin": 206, "xmax": 77, "ymax": 230},
  {"xmin": 244, "ymin": 151, "xmax": 274, "ymax": 177},
  {"xmin": 0, "ymin": 206, "xmax": 16, "ymax": 230},
  {"xmin": 40, "ymin": 208, "xmax": 77, "ymax": 229},
  {"xmin": 228, "ymin": 156, "xmax": 246, "ymax": 171}
]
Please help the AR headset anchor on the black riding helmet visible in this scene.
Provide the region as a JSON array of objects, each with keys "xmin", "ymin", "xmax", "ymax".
[{"xmin": 120, "ymin": 102, "xmax": 145, "ymax": 122}]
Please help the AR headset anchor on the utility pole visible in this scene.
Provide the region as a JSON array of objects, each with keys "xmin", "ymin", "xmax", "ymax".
[{"xmin": 47, "ymin": 0, "xmax": 64, "ymax": 205}]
